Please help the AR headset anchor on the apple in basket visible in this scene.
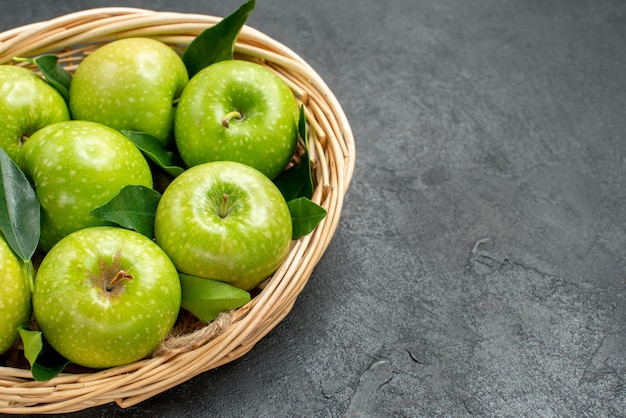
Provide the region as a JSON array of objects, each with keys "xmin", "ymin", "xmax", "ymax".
[
  {"xmin": 0, "ymin": 65, "xmax": 70, "ymax": 161},
  {"xmin": 17, "ymin": 120, "xmax": 153, "ymax": 252},
  {"xmin": 174, "ymin": 59, "xmax": 300, "ymax": 180},
  {"xmin": 0, "ymin": 233, "xmax": 32, "ymax": 356},
  {"xmin": 32, "ymin": 226, "xmax": 181, "ymax": 369},
  {"xmin": 154, "ymin": 161, "xmax": 293, "ymax": 291},
  {"xmin": 69, "ymin": 37, "xmax": 189, "ymax": 146}
]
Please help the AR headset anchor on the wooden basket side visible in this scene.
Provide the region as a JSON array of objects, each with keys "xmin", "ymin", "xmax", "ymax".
[{"xmin": 0, "ymin": 7, "xmax": 355, "ymax": 414}]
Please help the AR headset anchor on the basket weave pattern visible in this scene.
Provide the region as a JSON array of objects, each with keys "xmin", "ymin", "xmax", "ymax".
[{"xmin": 0, "ymin": 8, "xmax": 355, "ymax": 413}]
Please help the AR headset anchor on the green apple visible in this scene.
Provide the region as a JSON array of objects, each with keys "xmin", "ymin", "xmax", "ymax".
[
  {"xmin": 174, "ymin": 59, "xmax": 299, "ymax": 180},
  {"xmin": 17, "ymin": 120, "xmax": 153, "ymax": 252},
  {"xmin": 0, "ymin": 65, "xmax": 70, "ymax": 161},
  {"xmin": 69, "ymin": 37, "xmax": 189, "ymax": 145},
  {"xmin": 0, "ymin": 233, "xmax": 31, "ymax": 355},
  {"xmin": 32, "ymin": 226, "xmax": 181, "ymax": 369},
  {"xmin": 154, "ymin": 161, "xmax": 292, "ymax": 291}
]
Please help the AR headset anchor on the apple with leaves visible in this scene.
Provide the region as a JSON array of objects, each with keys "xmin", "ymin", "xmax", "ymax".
[
  {"xmin": 0, "ymin": 65, "xmax": 70, "ymax": 161},
  {"xmin": 0, "ymin": 233, "xmax": 32, "ymax": 355},
  {"xmin": 154, "ymin": 161, "xmax": 292, "ymax": 291},
  {"xmin": 69, "ymin": 37, "xmax": 189, "ymax": 146},
  {"xmin": 17, "ymin": 120, "xmax": 153, "ymax": 252},
  {"xmin": 32, "ymin": 226, "xmax": 181, "ymax": 369},
  {"xmin": 174, "ymin": 59, "xmax": 299, "ymax": 180}
]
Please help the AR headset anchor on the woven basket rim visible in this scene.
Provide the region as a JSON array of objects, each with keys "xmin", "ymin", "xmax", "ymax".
[{"xmin": 0, "ymin": 7, "xmax": 355, "ymax": 414}]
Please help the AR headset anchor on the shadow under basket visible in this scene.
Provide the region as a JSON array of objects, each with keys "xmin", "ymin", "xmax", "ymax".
[{"xmin": 0, "ymin": 7, "xmax": 355, "ymax": 414}]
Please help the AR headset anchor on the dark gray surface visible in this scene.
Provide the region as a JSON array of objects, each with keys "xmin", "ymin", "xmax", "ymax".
[{"xmin": 2, "ymin": 0, "xmax": 626, "ymax": 416}]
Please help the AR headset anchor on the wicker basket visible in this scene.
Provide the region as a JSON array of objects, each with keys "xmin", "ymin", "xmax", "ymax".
[{"xmin": 0, "ymin": 7, "xmax": 355, "ymax": 414}]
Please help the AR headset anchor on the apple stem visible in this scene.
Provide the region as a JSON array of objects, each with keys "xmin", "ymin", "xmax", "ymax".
[
  {"xmin": 222, "ymin": 111, "xmax": 242, "ymax": 128},
  {"xmin": 219, "ymin": 193, "xmax": 229, "ymax": 218},
  {"xmin": 106, "ymin": 270, "xmax": 133, "ymax": 292}
]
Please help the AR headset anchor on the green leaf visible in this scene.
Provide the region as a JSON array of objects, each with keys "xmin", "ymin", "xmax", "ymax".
[
  {"xmin": 180, "ymin": 273, "xmax": 251, "ymax": 323},
  {"xmin": 18, "ymin": 328, "xmax": 69, "ymax": 381},
  {"xmin": 287, "ymin": 197, "xmax": 327, "ymax": 240},
  {"xmin": 182, "ymin": 0, "xmax": 256, "ymax": 77},
  {"xmin": 0, "ymin": 147, "xmax": 40, "ymax": 261},
  {"xmin": 297, "ymin": 105, "xmax": 309, "ymax": 154},
  {"xmin": 19, "ymin": 328, "xmax": 42, "ymax": 368},
  {"xmin": 274, "ymin": 106, "xmax": 314, "ymax": 201},
  {"xmin": 13, "ymin": 55, "xmax": 72, "ymax": 102},
  {"xmin": 90, "ymin": 185, "xmax": 161, "ymax": 238},
  {"xmin": 122, "ymin": 130, "xmax": 185, "ymax": 177}
]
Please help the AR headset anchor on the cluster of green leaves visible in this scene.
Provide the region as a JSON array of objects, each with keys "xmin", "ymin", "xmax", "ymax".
[{"xmin": 2, "ymin": 0, "xmax": 328, "ymax": 380}]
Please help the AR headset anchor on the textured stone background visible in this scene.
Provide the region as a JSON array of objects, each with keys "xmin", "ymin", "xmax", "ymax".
[{"xmin": 2, "ymin": 0, "xmax": 626, "ymax": 416}]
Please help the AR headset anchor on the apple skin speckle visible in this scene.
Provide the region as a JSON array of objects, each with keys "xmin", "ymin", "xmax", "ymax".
[
  {"xmin": 32, "ymin": 226, "xmax": 181, "ymax": 370},
  {"xmin": 0, "ymin": 235, "xmax": 31, "ymax": 355},
  {"xmin": 154, "ymin": 161, "xmax": 292, "ymax": 291},
  {"xmin": 69, "ymin": 37, "xmax": 189, "ymax": 146},
  {"xmin": 174, "ymin": 60, "xmax": 299, "ymax": 180},
  {"xmin": 0, "ymin": 65, "xmax": 70, "ymax": 161},
  {"xmin": 17, "ymin": 120, "xmax": 153, "ymax": 252}
]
